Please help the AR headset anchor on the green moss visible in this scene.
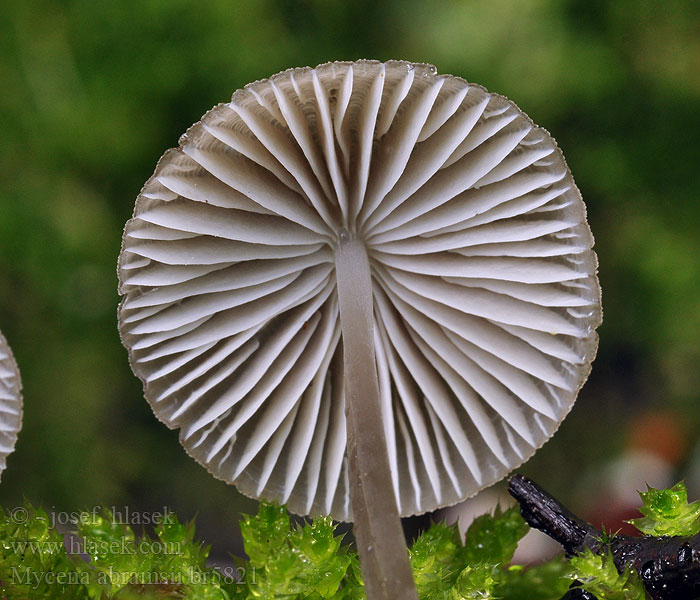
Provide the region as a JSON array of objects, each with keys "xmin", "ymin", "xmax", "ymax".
[
  {"xmin": 0, "ymin": 503, "xmax": 234, "ymax": 599},
  {"xmin": 7, "ymin": 482, "xmax": 700, "ymax": 598},
  {"xmin": 496, "ymin": 559, "xmax": 573, "ymax": 600},
  {"xmin": 461, "ymin": 505, "xmax": 529, "ymax": 566},
  {"xmin": 239, "ymin": 506, "xmax": 357, "ymax": 598},
  {"xmin": 627, "ymin": 481, "xmax": 700, "ymax": 537},
  {"xmin": 568, "ymin": 548, "xmax": 646, "ymax": 600},
  {"xmin": 0, "ymin": 504, "xmax": 91, "ymax": 599}
]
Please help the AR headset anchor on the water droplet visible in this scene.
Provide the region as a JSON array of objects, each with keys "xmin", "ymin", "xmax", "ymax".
[{"xmin": 678, "ymin": 543, "xmax": 692, "ymax": 568}]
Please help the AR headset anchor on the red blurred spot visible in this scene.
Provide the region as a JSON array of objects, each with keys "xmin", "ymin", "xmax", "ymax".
[{"xmin": 627, "ymin": 409, "xmax": 686, "ymax": 465}]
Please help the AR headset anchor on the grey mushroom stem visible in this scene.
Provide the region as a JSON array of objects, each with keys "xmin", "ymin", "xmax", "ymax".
[{"xmin": 335, "ymin": 231, "xmax": 418, "ymax": 600}]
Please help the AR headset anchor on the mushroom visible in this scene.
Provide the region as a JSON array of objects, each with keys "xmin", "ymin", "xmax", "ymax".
[
  {"xmin": 0, "ymin": 330, "xmax": 22, "ymax": 479},
  {"xmin": 118, "ymin": 60, "xmax": 601, "ymax": 598}
]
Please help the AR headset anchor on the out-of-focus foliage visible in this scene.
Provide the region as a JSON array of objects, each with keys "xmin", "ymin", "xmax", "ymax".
[
  {"xmin": 628, "ymin": 481, "xmax": 700, "ymax": 537},
  {"xmin": 0, "ymin": 0, "xmax": 698, "ymax": 559}
]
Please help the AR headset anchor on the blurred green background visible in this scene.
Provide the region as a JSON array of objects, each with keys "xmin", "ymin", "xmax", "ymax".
[{"xmin": 1, "ymin": 0, "xmax": 698, "ymax": 559}]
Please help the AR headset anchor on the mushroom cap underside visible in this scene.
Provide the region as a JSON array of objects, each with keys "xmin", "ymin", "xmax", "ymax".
[
  {"xmin": 0, "ymin": 331, "xmax": 22, "ymax": 478},
  {"xmin": 118, "ymin": 60, "xmax": 602, "ymax": 521}
]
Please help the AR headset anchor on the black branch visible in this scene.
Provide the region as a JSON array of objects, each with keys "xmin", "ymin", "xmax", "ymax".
[{"xmin": 508, "ymin": 474, "xmax": 700, "ymax": 600}]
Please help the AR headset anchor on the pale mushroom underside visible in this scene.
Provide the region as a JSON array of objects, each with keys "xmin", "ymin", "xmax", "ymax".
[
  {"xmin": 0, "ymin": 331, "xmax": 22, "ymax": 477},
  {"xmin": 118, "ymin": 60, "xmax": 601, "ymax": 521}
]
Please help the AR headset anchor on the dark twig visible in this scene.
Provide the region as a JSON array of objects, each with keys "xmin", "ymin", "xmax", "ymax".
[
  {"xmin": 508, "ymin": 474, "xmax": 700, "ymax": 600},
  {"xmin": 561, "ymin": 584, "xmax": 597, "ymax": 600},
  {"xmin": 507, "ymin": 473, "xmax": 602, "ymax": 556}
]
